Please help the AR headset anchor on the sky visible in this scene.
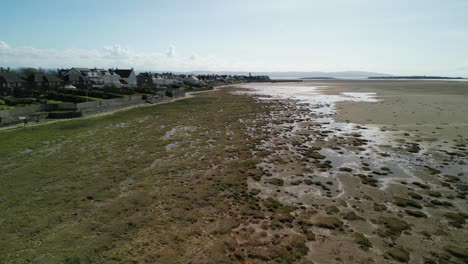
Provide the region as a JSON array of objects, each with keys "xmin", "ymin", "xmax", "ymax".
[{"xmin": 1, "ymin": 0, "xmax": 468, "ymax": 76}]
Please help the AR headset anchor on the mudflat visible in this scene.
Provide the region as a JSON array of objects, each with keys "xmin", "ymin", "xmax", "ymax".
[
  {"xmin": 238, "ymin": 81, "xmax": 468, "ymax": 264},
  {"xmin": 315, "ymin": 80, "xmax": 468, "ymax": 142}
]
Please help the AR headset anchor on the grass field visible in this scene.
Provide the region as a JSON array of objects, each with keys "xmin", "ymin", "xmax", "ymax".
[{"xmin": 0, "ymin": 88, "xmax": 277, "ymax": 263}]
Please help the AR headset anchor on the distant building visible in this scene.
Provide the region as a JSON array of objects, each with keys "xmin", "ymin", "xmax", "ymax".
[
  {"xmin": 26, "ymin": 74, "xmax": 64, "ymax": 90},
  {"xmin": 59, "ymin": 67, "xmax": 124, "ymax": 88},
  {"xmin": 0, "ymin": 73, "xmax": 27, "ymax": 96},
  {"xmin": 184, "ymin": 75, "xmax": 200, "ymax": 85},
  {"xmin": 137, "ymin": 72, "xmax": 155, "ymax": 87},
  {"xmin": 59, "ymin": 68, "xmax": 92, "ymax": 87},
  {"xmin": 111, "ymin": 68, "xmax": 137, "ymax": 87},
  {"xmin": 99, "ymin": 70, "xmax": 121, "ymax": 87},
  {"xmin": 153, "ymin": 76, "xmax": 166, "ymax": 85},
  {"xmin": 154, "ymin": 76, "xmax": 179, "ymax": 86}
]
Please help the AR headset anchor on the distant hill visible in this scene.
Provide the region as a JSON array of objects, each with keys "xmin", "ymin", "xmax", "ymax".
[
  {"xmin": 369, "ymin": 76, "xmax": 464, "ymax": 80},
  {"xmin": 300, "ymin": 77, "xmax": 336, "ymax": 80},
  {"xmin": 191, "ymin": 71, "xmax": 393, "ymax": 78}
]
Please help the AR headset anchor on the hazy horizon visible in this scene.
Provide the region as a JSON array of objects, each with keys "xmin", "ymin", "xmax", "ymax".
[{"xmin": 1, "ymin": 0, "xmax": 468, "ymax": 77}]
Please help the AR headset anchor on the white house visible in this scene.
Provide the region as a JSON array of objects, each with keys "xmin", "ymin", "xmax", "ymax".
[
  {"xmin": 153, "ymin": 76, "xmax": 179, "ymax": 86},
  {"xmin": 60, "ymin": 68, "xmax": 92, "ymax": 86},
  {"xmin": 184, "ymin": 75, "xmax": 200, "ymax": 85},
  {"xmin": 112, "ymin": 69, "xmax": 137, "ymax": 88},
  {"xmin": 99, "ymin": 70, "xmax": 121, "ymax": 87}
]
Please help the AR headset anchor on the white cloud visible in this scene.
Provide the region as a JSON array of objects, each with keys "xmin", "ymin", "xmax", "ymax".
[
  {"xmin": 165, "ymin": 45, "xmax": 176, "ymax": 58},
  {"xmin": 0, "ymin": 40, "xmax": 267, "ymax": 71},
  {"xmin": 0, "ymin": 40, "xmax": 298, "ymax": 72},
  {"xmin": 0, "ymin": 41, "xmax": 9, "ymax": 49},
  {"xmin": 102, "ymin": 44, "xmax": 132, "ymax": 59}
]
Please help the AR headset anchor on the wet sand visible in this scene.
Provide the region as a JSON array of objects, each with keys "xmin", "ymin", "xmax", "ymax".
[
  {"xmin": 316, "ymin": 80, "xmax": 468, "ymax": 142},
  {"xmin": 237, "ymin": 81, "xmax": 468, "ymax": 264}
]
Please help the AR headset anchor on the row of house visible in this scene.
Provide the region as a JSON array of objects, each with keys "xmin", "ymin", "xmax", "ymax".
[
  {"xmin": 0, "ymin": 67, "xmax": 137, "ymax": 96},
  {"xmin": 1, "ymin": 66, "xmax": 271, "ymax": 97},
  {"xmin": 135, "ymin": 72, "xmax": 271, "ymax": 87},
  {"xmin": 57, "ymin": 68, "xmax": 137, "ymax": 88},
  {"xmin": 136, "ymin": 72, "xmax": 202, "ymax": 87}
]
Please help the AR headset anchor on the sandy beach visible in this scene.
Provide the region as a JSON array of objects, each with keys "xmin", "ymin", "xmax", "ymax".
[{"xmin": 320, "ymin": 80, "xmax": 468, "ymax": 142}]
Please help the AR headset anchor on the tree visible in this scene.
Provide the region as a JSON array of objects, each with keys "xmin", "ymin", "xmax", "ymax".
[{"xmin": 15, "ymin": 67, "xmax": 45, "ymax": 77}]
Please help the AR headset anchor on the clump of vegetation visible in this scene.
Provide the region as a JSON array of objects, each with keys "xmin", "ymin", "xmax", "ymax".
[
  {"xmin": 280, "ymin": 235, "xmax": 309, "ymax": 262},
  {"xmin": 393, "ymin": 197, "xmax": 422, "ymax": 209},
  {"xmin": 325, "ymin": 205, "xmax": 340, "ymax": 215},
  {"xmin": 405, "ymin": 210, "xmax": 427, "ymax": 218},
  {"xmin": 307, "ymin": 152, "xmax": 326, "ymax": 160},
  {"xmin": 387, "ymin": 247, "xmax": 410, "ymax": 263},
  {"xmin": 408, "ymin": 192, "xmax": 423, "ymax": 200},
  {"xmin": 406, "ymin": 143, "xmax": 420, "ymax": 153},
  {"xmin": 444, "ymin": 175, "xmax": 460, "ymax": 183},
  {"xmin": 343, "ymin": 212, "xmax": 364, "ymax": 221},
  {"xmin": 264, "ymin": 197, "xmax": 282, "ymax": 211},
  {"xmin": 444, "ymin": 245, "xmax": 468, "ymax": 261},
  {"xmin": 290, "ymin": 180, "xmax": 302, "ymax": 185},
  {"xmin": 430, "ymin": 199, "xmax": 452, "ymax": 207},
  {"xmin": 412, "ymin": 182, "xmax": 430, "ymax": 189},
  {"xmin": 270, "ymin": 218, "xmax": 283, "ymax": 230},
  {"xmin": 266, "ymin": 178, "xmax": 285, "ymax": 186},
  {"xmin": 456, "ymin": 183, "xmax": 468, "ymax": 191},
  {"xmin": 339, "ymin": 167, "xmax": 353, "ymax": 172},
  {"xmin": 425, "ymin": 166, "xmax": 441, "ymax": 175},
  {"xmin": 314, "ymin": 216, "xmax": 343, "ymax": 230},
  {"xmin": 426, "ymin": 190, "xmax": 442, "ymax": 197},
  {"xmin": 303, "ymin": 179, "xmax": 314, "ymax": 185},
  {"xmin": 444, "ymin": 213, "xmax": 466, "ymax": 228},
  {"xmin": 273, "ymin": 206, "xmax": 295, "ymax": 223},
  {"xmin": 373, "ymin": 203, "xmax": 387, "ymax": 212},
  {"xmin": 303, "ymin": 228, "xmax": 316, "ymax": 241},
  {"xmin": 250, "ymin": 188, "xmax": 261, "ymax": 196},
  {"xmin": 246, "ymin": 168, "xmax": 264, "ymax": 181},
  {"xmin": 354, "ymin": 232, "xmax": 372, "ymax": 250},
  {"xmin": 378, "ymin": 217, "xmax": 411, "ymax": 238},
  {"xmin": 360, "ymin": 176, "xmax": 379, "ymax": 187}
]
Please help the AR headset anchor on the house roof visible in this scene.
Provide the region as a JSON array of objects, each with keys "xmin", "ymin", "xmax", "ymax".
[
  {"xmin": 73, "ymin": 68, "xmax": 91, "ymax": 73},
  {"xmin": 113, "ymin": 69, "xmax": 133, "ymax": 78},
  {"xmin": 58, "ymin": 69, "xmax": 70, "ymax": 77},
  {"xmin": 0, "ymin": 73, "xmax": 26, "ymax": 83},
  {"xmin": 30, "ymin": 74, "xmax": 44, "ymax": 83},
  {"xmin": 63, "ymin": 74, "xmax": 87, "ymax": 82},
  {"xmin": 28, "ymin": 74, "xmax": 64, "ymax": 83},
  {"xmin": 45, "ymin": 74, "xmax": 64, "ymax": 82}
]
